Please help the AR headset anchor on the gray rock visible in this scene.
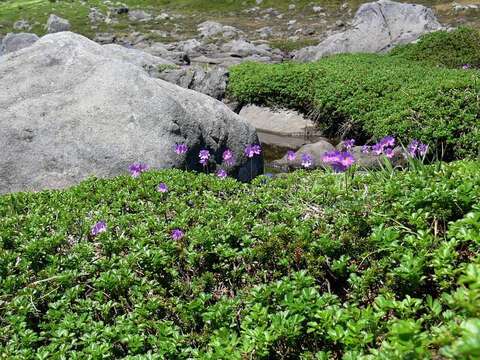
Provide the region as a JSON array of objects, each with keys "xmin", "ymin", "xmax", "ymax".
[
  {"xmin": 197, "ymin": 21, "xmax": 243, "ymax": 39},
  {"xmin": 272, "ymin": 140, "xmax": 335, "ymax": 169},
  {"xmin": 142, "ymin": 42, "xmax": 190, "ymax": 65},
  {"xmin": 113, "ymin": 6, "xmax": 129, "ymax": 15},
  {"xmin": 94, "ymin": 33, "xmax": 116, "ymax": 44},
  {"xmin": 350, "ymin": 146, "xmax": 406, "ymax": 170},
  {"xmin": 13, "ymin": 20, "xmax": 31, "ymax": 31},
  {"xmin": 175, "ymin": 39, "xmax": 204, "ymax": 56},
  {"xmin": 313, "ymin": 6, "xmax": 324, "ymax": 13},
  {"xmin": 46, "ymin": 14, "xmax": 71, "ymax": 33},
  {"xmin": 294, "ymin": 0, "xmax": 443, "ymax": 61},
  {"xmin": 221, "ymin": 39, "xmax": 272, "ymax": 57},
  {"xmin": 102, "ymin": 44, "xmax": 174, "ymax": 75},
  {"xmin": 0, "ymin": 33, "xmax": 39, "ymax": 55},
  {"xmin": 128, "ymin": 10, "xmax": 153, "ymax": 22},
  {"xmin": 257, "ymin": 27, "xmax": 273, "ymax": 39},
  {"xmin": 89, "ymin": 8, "xmax": 106, "ymax": 23},
  {"xmin": 0, "ymin": 32, "xmax": 263, "ymax": 194},
  {"xmin": 158, "ymin": 66, "xmax": 228, "ymax": 101},
  {"xmin": 239, "ymin": 105, "xmax": 315, "ymax": 136}
]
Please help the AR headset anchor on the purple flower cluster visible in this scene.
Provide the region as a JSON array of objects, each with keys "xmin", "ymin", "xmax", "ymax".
[
  {"xmin": 463, "ymin": 64, "xmax": 471, "ymax": 70},
  {"xmin": 128, "ymin": 163, "xmax": 149, "ymax": 178},
  {"xmin": 365, "ymin": 136, "xmax": 396, "ymax": 158},
  {"xmin": 199, "ymin": 150, "xmax": 211, "ymax": 166},
  {"xmin": 171, "ymin": 229, "xmax": 184, "ymax": 240},
  {"xmin": 216, "ymin": 169, "xmax": 227, "ymax": 179},
  {"xmin": 175, "ymin": 143, "xmax": 188, "ymax": 155},
  {"xmin": 91, "ymin": 221, "xmax": 107, "ymax": 236},
  {"xmin": 301, "ymin": 153, "xmax": 313, "ymax": 168},
  {"xmin": 342, "ymin": 139, "xmax": 355, "ymax": 150},
  {"xmin": 287, "ymin": 150, "xmax": 296, "ymax": 162},
  {"xmin": 222, "ymin": 149, "xmax": 235, "ymax": 167},
  {"xmin": 407, "ymin": 140, "xmax": 429, "ymax": 158},
  {"xmin": 245, "ymin": 144, "xmax": 262, "ymax": 158},
  {"xmin": 322, "ymin": 150, "xmax": 356, "ymax": 172},
  {"xmin": 157, "ymin": 183, "xmax": 168, "ymax": 193}
]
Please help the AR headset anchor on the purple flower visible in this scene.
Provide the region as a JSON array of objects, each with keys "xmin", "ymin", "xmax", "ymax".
[
  {"xmin": 216, "ymin": 169, "xmax": 227, "ymax": 179},
  {"xmin": 175, "ymin": 143, "xmax": 188, "ymax": 155},
  {"xmin": 91, "ymin": 221, "xmax": 107, "ymax": 236},
  {"xmin": 171, "ymin": 229, "xmax": 184, "ymax": 240},
  {"xmin": 301, "ymin": 153, "xmax": 313, "ymax": 168},
  {"xmin": 372, "ymin": 143, "xmax": 383, "ymax": 155},
  {"xmin": 361, "ymin": 145, "xmax": 371, "ymax": 154},
  {"xmin": 342, "ymin": 139, "xmax": 355, "ymax": 150},
  {"xmin": 407, "ymin": 140, "xmax": 420, "ymax": 157},
  {"xmin": 157, "ymin": 183, "xmax": 168, "ymax": 193},
  {"xmin": 418, "ymin": 143, "xmax": 429, "ymax": 157},
  {"xmin": 199, "ymin": 149, "xmax": 210, "ymax": 166},
  {"xmin": 245, "ymin": 144, "xmax": 262, "ymax": 158},
  {"xmin": 322, "ymin": 150, "xmax": 355, "ymax": 172},
  {"xmin": 463, "ymin": 64, "xmax": 471, "ymax": 70},
  {"xmin": 407, "ymin": 140, "xmax": 429, "ymax": 158},
  {"xmin": 379, "ymin": 136, "xmax": 395, "ymax": 148},
  {"xmin": 287, "ymin": 150, "xmax": 296, "ymax": 161},
  {"xmin": 384, "ymin": 147, "xmax": 395, "ymax": 159},
  {"xmin": 222, "ymin": 149, "xmax": 235, "ymax": 166},
  {"xmin": 128, "ymin": 163, "xmax": 149, "ymax": 178}
]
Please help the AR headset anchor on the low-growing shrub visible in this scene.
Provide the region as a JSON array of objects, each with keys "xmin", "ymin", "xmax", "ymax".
[
  {"xmin": 228, "ymin": 54, "xmax": 480, "ymax": 160},
  {"xmin": 1, "ymin": 161, "xmax": 480, "ymax": 358},
  {"xmin": 390, "ymin": 27, "xmax": 480, "ymax": 69}
]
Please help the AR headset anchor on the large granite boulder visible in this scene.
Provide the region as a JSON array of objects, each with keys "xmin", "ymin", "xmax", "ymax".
[
  {"xmin": 0, "ymin": 33, "xmax": 39, "ymax": 55},
  {"xmin": 0, "ymin": 32, "xmax": 262, "ymax": 194},
  {"xmin": 102, "ymin": 44, "xmax": 174, "ymax": 76},
  {"xmin": 294, "ymin": 0, "xmax": 443, "ymax": 61}
]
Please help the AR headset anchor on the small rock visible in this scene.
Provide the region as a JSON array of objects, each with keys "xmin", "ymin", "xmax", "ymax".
[
  {"xmin": 94, "ymin": 33, "xmax": 116, "ymax": 44},
  {"xmin": 289, "ymin": 4, "xmax": 296, "ymax": 10},
  {"xmin": 257, "ymin": 27, "xmax": 273, "ymax": 38},
  {"xmin": 0, "ymin": 32, "xmax": 39, "ymax": 55},
  {"xmin": 313, "ymin": 6, "xmax": 323, "ymax": 13},
  {"xmin": 128, "ymin": 10, "xmax": 152, "ymax": 22},
  {"xmin": 89, "ymin": 8, "xmax": 105, "ymax": 23},
  {"xmin": 113, "ymin": 6, "xmax": 129, "ymax": 15},
  {"xmin": 13, "ymin": 20, "xmax": 31, "ymax": 31},
  {"xmin": 46, "ymin": 14, "xmax": 71, "ymax": 33},
  {"xmin": 156, "ymin": 13, "xmax": 170, "ymax": 20},
  {"xmin": 197, "ymin": 21, "xmax": 243, "ymax": 39}
]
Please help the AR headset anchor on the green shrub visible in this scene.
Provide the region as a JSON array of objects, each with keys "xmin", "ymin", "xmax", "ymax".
[
  {"xmin": 390, "ymin": 27, "xmax": 480, "ymax": 69},
  {"xmin": 228, "ymin": 54, "xmax": 480, "ymax": 160},
  {"xmin": 1, "ymin": 161, "xmax": 480, "ymax": 358}
]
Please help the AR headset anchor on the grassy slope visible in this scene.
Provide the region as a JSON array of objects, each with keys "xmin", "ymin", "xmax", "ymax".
[
  {"xmin": 1, "ymin": 0, "xmax": 480, "ymax": 41},
  {"xmin": 1, "ymin": 161, "xmax": 480, "ymax": 358}
]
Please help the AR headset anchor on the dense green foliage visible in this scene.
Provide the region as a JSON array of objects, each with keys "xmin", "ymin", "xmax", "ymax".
[
  {"xmin": 390, "ymin": 27, "xmax": 480, "ymax": 69},
  {"xmin": 229, "ymin": 54, "xmax": 480, "ymax": 160},
  {"xmin": 1, "ymin": 161, "xmax": 480, "ymax": 358}
]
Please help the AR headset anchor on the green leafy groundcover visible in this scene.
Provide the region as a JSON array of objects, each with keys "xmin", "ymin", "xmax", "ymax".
[
  {"xmin": 390, "ymin": 27, "xmax": 480, "ymax": 69},
  {"xmin": 1, "ymin": 161, "xmax": 480, "ymax": 359},
  {"xmin": 228, "ymin": 54, "xmax": 480, "ymax": 161}
]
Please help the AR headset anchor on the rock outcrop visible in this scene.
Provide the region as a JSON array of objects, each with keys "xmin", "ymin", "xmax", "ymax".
[
  {"xmin": 294, "ymin": 0, "xmax": 443, "ymax": 61},
  {"xmin": 0, "ymin": 32, "xmax": 262, "ymax": 194}
]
